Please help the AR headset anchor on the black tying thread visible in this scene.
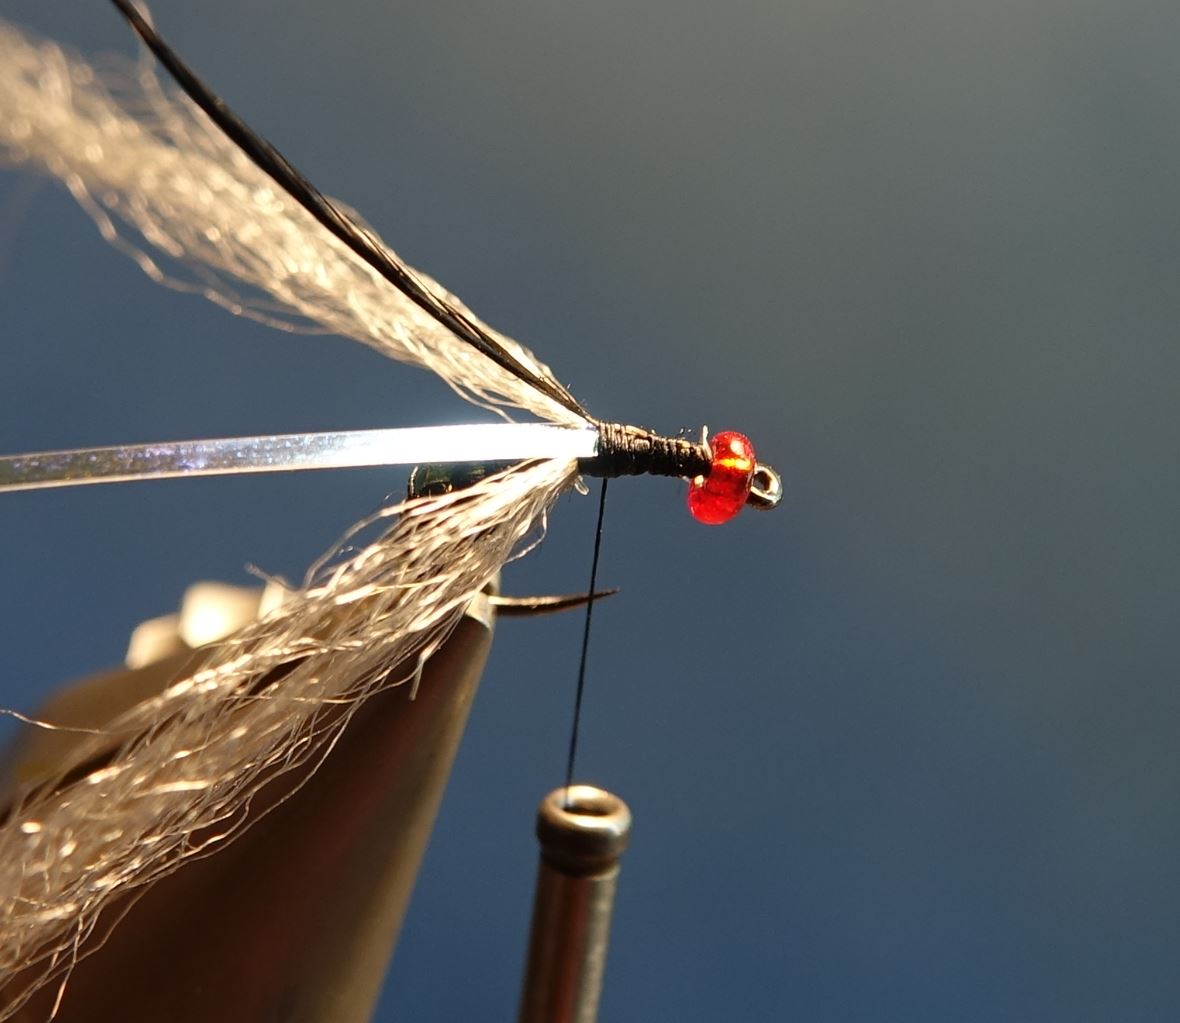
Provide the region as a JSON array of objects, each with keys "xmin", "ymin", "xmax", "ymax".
[{"xmin": 581, "ymin": 422, "xmax": 713, "ymax": 480}]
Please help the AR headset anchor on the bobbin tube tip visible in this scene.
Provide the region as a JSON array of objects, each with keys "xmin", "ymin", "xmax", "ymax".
[{"xmin": 536, "ymin": 785, "xmax": 632, "ymax": 876}]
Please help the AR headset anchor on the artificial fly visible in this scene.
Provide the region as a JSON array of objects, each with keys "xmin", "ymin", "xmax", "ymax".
[{"xmin": 0, "ymin": 2, "xmax": 781, "ymax": 1016}]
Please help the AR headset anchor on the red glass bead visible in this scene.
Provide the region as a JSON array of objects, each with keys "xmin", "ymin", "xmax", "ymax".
[{"xmin": 687, "ymin": 430, "xmax": 756, "ymax": 525}]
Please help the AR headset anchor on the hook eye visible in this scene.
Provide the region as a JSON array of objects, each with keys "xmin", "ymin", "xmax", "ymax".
[{"xmin": 745, "ymin": 463, "xmax": 782, "ymax": 510}]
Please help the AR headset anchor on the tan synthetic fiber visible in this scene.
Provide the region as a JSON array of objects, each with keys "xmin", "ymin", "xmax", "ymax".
[
  {"xmin": 0, "ymin": 20, "xmax": 587, "ymax": 427},
  {"xmin": 0, "ymin": 17, "xmax": 587, "ymax": 1017}
]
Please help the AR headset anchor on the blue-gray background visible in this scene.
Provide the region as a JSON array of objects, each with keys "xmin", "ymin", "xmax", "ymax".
[{"xmin": 2, "ymin": 1, "xmax": 1178, "ymax": 1019}]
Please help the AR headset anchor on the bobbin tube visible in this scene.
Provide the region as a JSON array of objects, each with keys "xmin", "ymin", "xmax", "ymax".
[{"xmin": 517, "ymin": 785, "xmax": 633, "ymax": 1023}]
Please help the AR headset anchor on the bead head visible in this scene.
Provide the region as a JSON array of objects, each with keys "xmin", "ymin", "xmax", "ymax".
[{"xmin": 687, "ymin": 430, "xmax": 756, "ymax": 524}]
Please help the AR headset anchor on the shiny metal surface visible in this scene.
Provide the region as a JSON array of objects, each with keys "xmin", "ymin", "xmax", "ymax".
[
  {"xmin": 517, "ymin": 785, "xmax": 632, "ymax": 1023},
  {"xmin": 748, "ymin": 462, "xmax": 783, "ymax": 510}
]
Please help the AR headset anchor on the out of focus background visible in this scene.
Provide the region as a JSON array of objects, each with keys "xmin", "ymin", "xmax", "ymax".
[{"xmin": 1, "ymin": 1, "xmax": 1177, "ymax": 1018}]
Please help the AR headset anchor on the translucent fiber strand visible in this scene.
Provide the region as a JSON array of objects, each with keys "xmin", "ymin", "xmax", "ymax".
[{"xmin": 0, "ymin": 19, "xmax": 588, "ymax": 427}]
